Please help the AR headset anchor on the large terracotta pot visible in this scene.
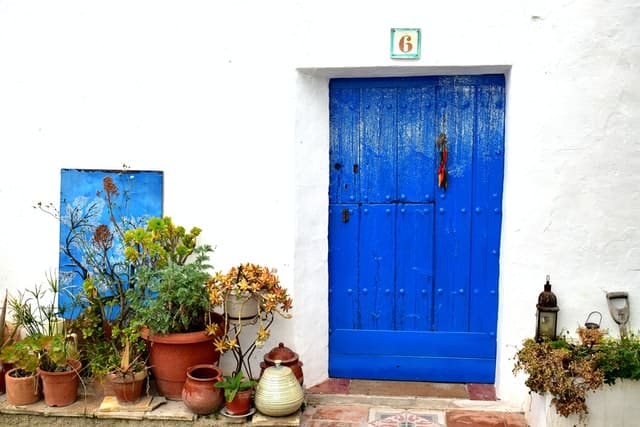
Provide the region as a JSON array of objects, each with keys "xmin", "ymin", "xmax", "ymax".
[
  {"xmin": 37, "ymin": 358, "xmax": 82, "ymax": 407},
  {"xmin": 181, "ymin": 364, "xmax": 224, "ymax": 415},
  {"xmin": 143, "ymin": 327, "xmax": 222, "ymax": 400},
  {"xmin": 225, "ymin": 387, "xmax": 253, "ymax": 415},
  {"xmin": 108, "ymin": 369, "xmax": 147, "ymax": 404},
  {"xmin": 5, "ymin": 368, "xmax": 40, "ymax": 405}
]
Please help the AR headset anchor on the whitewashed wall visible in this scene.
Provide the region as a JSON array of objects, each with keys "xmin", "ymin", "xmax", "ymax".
[{"xmin": 1, "ymin": 0, "xmax": 639, "ymax": 416}]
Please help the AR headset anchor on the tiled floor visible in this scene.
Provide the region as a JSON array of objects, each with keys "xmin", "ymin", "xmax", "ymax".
[
  {"xmin": 0, "ymin": 378, "xmax": 528, "ymax": 426},
  {"xmin": 301, "ymin": 379, "xmax": 527, "ymax": 427}
]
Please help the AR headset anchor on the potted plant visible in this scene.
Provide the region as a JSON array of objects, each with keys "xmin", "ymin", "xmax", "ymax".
[
  {"xmin": 2, "ymin": 275, "xmax": 81, "ymax": 407},
  {"xmin": 35, "ymin": 333, "xmax": 83, "ymax": 407},
  {"xmin": 514, "ymin": 326, "xmax": 640, "ymax": 421},
  {"xmin": 1, "ymin": 332, "xmax": 81, "ymax": 407},
  {"xmin": 127, "ymin": 216, "xmax": 224, "ymax": 400},
  {"xmin": 207, "ymin": 263, "xmax": 293, "ymax": 378},
  {"xmin": 215, "ymin": 370, "xmax": 257, "ymax": 416},
  {"xmin": 0, "ymin": 334, "xmax": 42, "ymax": 405},
  {"xmin": 105, "ymin": 326, "xmax": 148, "ymax": 404}
]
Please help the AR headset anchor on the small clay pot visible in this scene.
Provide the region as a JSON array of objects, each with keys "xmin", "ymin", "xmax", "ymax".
[
  {"xmin": 37, "ymin": 358, "xmax": 82, "ymax": 407},
  {"xmin": 225, "ymin": 387, "xmax": 253, "ymax": 415},
  {"xmin": 5, "ymin": 368, "xmax": 41, "ymax": 406},
  {"xmin": 261, "ymin": 342, "xmax": 304, "ymax": 385},
  {"xmin": 108, "ymin": 369, "xmax": 147, "ymax": 404},
  {"xmin": 182, "ymin": 364, "xmax": 224, "ymax": 415}
]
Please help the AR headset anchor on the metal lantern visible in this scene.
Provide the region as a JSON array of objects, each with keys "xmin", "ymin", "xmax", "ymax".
[{"xmin": 535, "ymin": 275, "xmax": 559, "ymax": 342}]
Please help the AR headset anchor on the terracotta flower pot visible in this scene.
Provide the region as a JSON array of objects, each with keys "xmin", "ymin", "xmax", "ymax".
[
  {"xmin": 182, "ymin": 364, "xmax": 224, "ymax": 415},
  {"xmin": 108, "ymin": 369, "xmax": 147, "ymax": 404},
  {"xmin": 0, "ymin": 362, "xmax": 14, "ymax": 394},
  {"xmin": 5, "ymin": 368, "xmax": 40, "ymax": 406},
  {"xmin": 142, "ymin": 327, "xmax": 222, "ymax": 400},
  {"xmin": 37, "ymin": 358, "xmax": 82, "ymax": 407},
  {"xmin": 225, "ymin": 387, "xmax": 253, "ymax": 415}
]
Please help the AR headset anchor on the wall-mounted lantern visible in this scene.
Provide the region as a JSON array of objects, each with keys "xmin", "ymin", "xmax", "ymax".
[{"xmin": 536, "ymin": 275, "xmax": 559, "ymax": 342}]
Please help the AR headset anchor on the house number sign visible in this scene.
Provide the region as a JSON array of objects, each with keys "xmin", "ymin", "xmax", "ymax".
[{"xmin": 390, "ymin": 28, "xmax": 421, "ymax": 59}]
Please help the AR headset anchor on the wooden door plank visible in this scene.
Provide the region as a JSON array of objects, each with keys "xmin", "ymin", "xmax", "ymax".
[
  {"xmin": 434, "ymin": 83, "xmax": 475, "ymax": 331},
  {"xmin": 397, "ymin": 86, "xmax": 437, "ymax": 203},
  {"xmin": 361, "ymin": 88, "xmax": 396, "ymax": 203},
  {"xmin": 330, "ymin": 354, "xmax": 495, "ymax": 383},
  {"xmin": 331, "ymin": 329, "xmax": 496, "ymax": 358},
  {"xmin": 329, "ymin": 87, "xmax": 360, "ymax": 204},
  {"xmin": 359, "ymin": 204, "xmax": 396, "ymax": 330},
  {"xmin": 396, "ymin": 203, "xmax": 434, "ymax": 331},
  {"xmin": 469, "ymin": 82, "xmax": 505, "ymax": 333},
  {"xmin": 328, "ymin": 204, "xmax": 360, "ymax": 330}
]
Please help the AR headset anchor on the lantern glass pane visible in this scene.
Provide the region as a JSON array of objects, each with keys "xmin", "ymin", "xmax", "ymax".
[{"xmin": 538, "ymin": 312, "xmax": 557, "ymax": 339}]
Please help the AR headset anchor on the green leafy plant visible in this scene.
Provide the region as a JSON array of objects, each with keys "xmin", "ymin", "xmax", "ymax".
[
  {"xmin": 1, "ymin": 333, "xmax": 76, "ymax": 375},
  {"xmin": 214, "ymin": 370, "xmax": 257, "ymax": 403},
  {"xmin": 127, "ymin": 217, "xmax": 217, "ymax": 335},
  {"xmin": 9, "ymin": 270, "xmax": 64, "ymax": 337},
  {"xmin": 598, "ymin": 332, "xmax": 640, "ymax": 385},
  {"xmin": 0, "ymin": 334, "xmax": 42, "ymax": 376},
  {"xmin": 1, "ymin": 274, "xmax": 78, "ymax": 375}
]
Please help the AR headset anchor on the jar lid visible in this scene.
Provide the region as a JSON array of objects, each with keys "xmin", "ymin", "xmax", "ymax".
[
  {"xmin": 264, "ymin": 342, "xmax": 299, "ymax": 364},
  {"xmin": 263, "ymin": 360, "xmax": 294, "ymax": 379}
]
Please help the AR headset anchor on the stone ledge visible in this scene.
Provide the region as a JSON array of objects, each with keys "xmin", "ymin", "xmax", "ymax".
[{"xmin": 0, "ymin": 392, "xmax": 301, "ymax": 426}]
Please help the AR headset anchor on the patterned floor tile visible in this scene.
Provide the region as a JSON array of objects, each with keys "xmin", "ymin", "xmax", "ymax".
[{"xmin": 368, "ymin": 408, "xmax": 446, "ymax": 427}]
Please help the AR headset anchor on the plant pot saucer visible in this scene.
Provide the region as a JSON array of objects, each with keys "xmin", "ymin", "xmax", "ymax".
[{"xmin": 220, "ymin": 406, "xmax": 256, "ymax": 418}]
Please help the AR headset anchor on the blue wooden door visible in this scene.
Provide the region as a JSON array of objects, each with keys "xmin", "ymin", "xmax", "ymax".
[{"xmin": 328, "ymin": 75, "xmax": 505, "ymax": 383}]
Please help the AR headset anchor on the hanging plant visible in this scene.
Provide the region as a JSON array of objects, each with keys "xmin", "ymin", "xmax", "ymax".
[{"xmin": 437, "ymin": 133, "xmax": 448, "ymax": 191}]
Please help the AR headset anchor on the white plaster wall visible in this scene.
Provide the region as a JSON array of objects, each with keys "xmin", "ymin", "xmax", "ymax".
[{"xmin": 1, "ymin": 0, "xmax": 639, "ymax": 416}]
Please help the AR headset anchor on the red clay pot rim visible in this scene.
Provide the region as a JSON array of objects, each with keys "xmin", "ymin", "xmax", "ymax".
[
  {"xmin": 141, "ymin": 328, "xmax": 216, "ymax": 344},
  {"xmin": 6, "ymin": 367, "xmax": 36, "ymax": 378},
  {"xmin": 107, "ymin": 369, "xmax": 148, "ymax": 384},
  {"xmin": 187, "ymin": 364, "xmax": 223, "ymax": 381},
  {"xmin": 36, "ymin": 359, "xmax": 82, "ymax": 376}
]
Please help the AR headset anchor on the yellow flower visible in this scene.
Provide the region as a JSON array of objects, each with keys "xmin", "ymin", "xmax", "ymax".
[
  {"xmin": 227, "ymin": 338, "xmax": 240, "ymax": 350},
  {"xmin": 205, "ymin": 323, "xmax": 220, "ymax": 336},
  {"xmin": 213, "ymin": 337, "xmax": 228, "ymax": 354}
]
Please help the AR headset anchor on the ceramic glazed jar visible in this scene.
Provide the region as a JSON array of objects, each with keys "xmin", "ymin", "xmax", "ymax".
[
  {"xmin": 254, "ymin": 361, "xmax": 304, "ymax": 417},
  {"xmin": 260, "ymin": 342, "xmax": 304, "ymax": 385}
]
